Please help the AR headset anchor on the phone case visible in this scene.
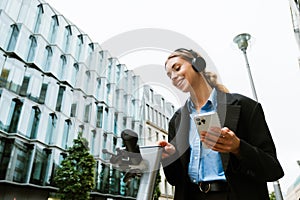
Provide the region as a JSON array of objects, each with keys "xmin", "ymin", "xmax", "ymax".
[{"xmin": 193, "ymin": 111, "xmax": 221, "ymax": 133}]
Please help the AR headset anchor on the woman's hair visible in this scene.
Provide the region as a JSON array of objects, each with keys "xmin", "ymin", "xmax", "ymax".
[
  {"xmin": 204, "ymin": 71, "xmax": 229, "ymax": 93},
  {"xmin": 165, "ymin": 49, "xmax": 229, "ymax": 93}
]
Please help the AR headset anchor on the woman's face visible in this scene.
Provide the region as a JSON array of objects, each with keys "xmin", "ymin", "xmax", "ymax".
[{"xmin": 165, "ymin": 56, "xmax": 198, "ymax": 93}]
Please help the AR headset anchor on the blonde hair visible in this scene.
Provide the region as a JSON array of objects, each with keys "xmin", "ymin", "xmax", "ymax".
[
  {"xmin": 204, "ymin": 71, "xmax": 229, "ymax": 93},
  {"xmin": 165, "ymin": 49, "xmax": 229, "ymax": 93}
]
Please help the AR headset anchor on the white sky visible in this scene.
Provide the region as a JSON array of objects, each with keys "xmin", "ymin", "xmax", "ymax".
[{"xmin": 46, "ymin": 0, "xmax": 300, "ymax": 195}]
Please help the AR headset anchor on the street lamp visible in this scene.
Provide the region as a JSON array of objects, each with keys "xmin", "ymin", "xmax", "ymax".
[
  {"xmin": 233, "ymin": 33, "xmax": 284, "ymax": 200},
  {"xmin": 233, "ymin": 33, "xmax": 258, "ymax": 101}
]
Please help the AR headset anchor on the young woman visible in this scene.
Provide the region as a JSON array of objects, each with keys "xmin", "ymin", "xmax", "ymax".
[{"xmin": 158, "ymin": 48, "xmax": 284, "ymax": 200}]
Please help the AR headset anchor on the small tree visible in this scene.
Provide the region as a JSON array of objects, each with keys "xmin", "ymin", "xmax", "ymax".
[
  {"xmin": 269, "ymin": 191, "xmax": 276, "ymax": 200},
  {"xmin": 54, "ymin": 133, "xmax": 96, "ymax": 200}
]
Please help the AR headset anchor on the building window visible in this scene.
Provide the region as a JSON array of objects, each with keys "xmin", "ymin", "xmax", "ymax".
[
  {"xmin": 123, "ymin": 117, "xmax": 126, "ymax": 129},
  {"xmin": 96, "ymin": 78, "xmax": 101, "ymax": 100},
  {"xmin": 26, "ymin": 106, "xmax": 41, "ymax": 139},
  {"xmin": 7, "ymin": 24, "xmax": 20, "ymax": 51},
  {"xmin": 104, "ymin": 107, "xmax": 109, "ymax": 130},
  {"xmin": 107, "ymin": 59, "xmax": 112, "ymax": 81},
  {"xmin": 38, "ymin": 82, "xmax": 48, "ymax": 104},
  {"xmin": 85, "ymin": 71, "xmax": 90, "ymax": 93},
  {"xmin": 114, "ymin": 113, "xmax": 118, "ymax": 134},
  {"xmin": 7, "ymin": 98, "xmax": 23, "ymax": 133},
  {"xmin": 59, "ymin": 55, "xmax": 67, "ymax": 80},
  {"xmin": 150, "ymin": 107, "xmax": 154, "ymax": 121},
  {"xmin": 75, "ymin": 35, "xmax": 83, "ymax": 61},
  {"xmin": 116, "ymin": 64, "xmax": 121, "ymax": 82},
  {"xmin": 145, "ymin": 104, "xmax": 150, "ymax": 121},
  {"xmin": 84, "ymin": 103, "xmax": 91, "ymax": 123},
  {"xmin": 106, "ymin": 83, "xmax": 111, "ymax": 103},
  {"xmin": 45, "ymin": 113, "xmax": 57, "ymax": 144},
  {"xmin": 33, "ymin": 4, "xmax": 44, "ymax": 33},
  {"xmin": 161, "ymin": 98, "xmax": 165, "ymax": 110},
  {"xmin": 150, "ymin": 89, "xmax": 154, "ymax": 103},
  {"xmin": 154, "ymin": 110, "xmax": 158, "ymax": 125},
  {"xmin": 0, "ymin": 138, "xmax": 13, "ymax": 179},
  {"xmin": 0, "ymin": 67, "xmax": 10, "ymax": 89},
  {"xmin": 70, "ymin": 103, "xmax": 77, "ymax": 117},
  {"xmin": 148, "ymin": 127, "xmax": 151, "ymax": 141},
  {"xmin": 113, "ymin": 137, "xmax": 117, "ymax": 153},
  {"xmin": 55, "ymin": 85, "xmax": 65, "ymax": 112},
  {"xmin": 159, "ymin": 113, "xmax": 162, "ymax": 127},
  {"xmin": 48, "ymin": 15, "xmax": 58, "ymax": 43},
  {"xmin": 44, "ymin": 46, "xmax": 53, "ymax": 71},
  {"xmin": 30, "ymin": 147, "xmax": 49, "ymax": 185},
  {"xmin": 63, "ymin": 25, "xmax": 72, "ymax": 53},
  {"xmin": 90, "ymin": 130, "xmax": 96, "ymax": 155},
  {"xmin": 11, "ymin": 142, "xmax": 33, "ymax": 183},
  {"xmin": 71, "ymin": 63, "xmax": 79, "ymax": 86},
  {"xmin": 19, "ymin": 75, "xmax": 30, "ymax": 96},
  {"xmin": 27, "ymin": 35, "xmax": 37, "ymax": 62},
  {"xmin": 96, "ymin": 106, "xmax": 103, "ymax": 128},
  {"xmin": 62, "ymin": 119, "xmax": 71, "ymax": 149},
  {"xmin": 102, "ymin": 133, "xmax": 107, "ymax": 157}
]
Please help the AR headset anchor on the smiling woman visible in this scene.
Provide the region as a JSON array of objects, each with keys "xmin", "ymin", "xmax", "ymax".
[{"xmin": 158, "ymin": 48, "xmax": 284, "ymax": 200}]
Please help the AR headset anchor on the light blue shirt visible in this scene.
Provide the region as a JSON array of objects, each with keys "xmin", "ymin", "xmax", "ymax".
[{"xmin": 187, "ymin": 89, "xmax": 226, "ymax": 183}]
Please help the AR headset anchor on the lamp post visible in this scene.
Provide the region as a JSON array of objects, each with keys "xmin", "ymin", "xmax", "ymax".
[
  {"xmin": 233, "ymin": 33, "xmax": 258, "ymax": 101},
  {"xmin": 233, "ymin": 33, "xmax": 284, "ymax": 200}
]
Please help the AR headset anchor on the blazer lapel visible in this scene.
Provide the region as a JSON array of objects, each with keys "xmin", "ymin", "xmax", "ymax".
[{"xmin": 217, "ymin": 91, "xmax": 241, "ymax": 171}]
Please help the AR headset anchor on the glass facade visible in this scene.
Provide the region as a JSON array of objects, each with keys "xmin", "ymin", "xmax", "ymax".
[{"xmin": 0, "ymin": 0, "xmax": 175, "ymax": 199}]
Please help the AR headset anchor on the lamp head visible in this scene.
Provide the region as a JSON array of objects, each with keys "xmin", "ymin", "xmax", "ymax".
[{"xmin": 233, "ymin": 33, "xmax": 251, "ymax": 51}]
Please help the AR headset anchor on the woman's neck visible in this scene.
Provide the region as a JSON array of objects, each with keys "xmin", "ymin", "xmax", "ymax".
[{"xmin": 190, "ymin": 79, "xmax": 212, "ymax": 112}]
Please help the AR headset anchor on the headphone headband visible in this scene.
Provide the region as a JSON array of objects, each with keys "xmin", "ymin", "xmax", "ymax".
[{"xmin": 174, "ymin": 48, "xmax": 206, "ymax": 72}]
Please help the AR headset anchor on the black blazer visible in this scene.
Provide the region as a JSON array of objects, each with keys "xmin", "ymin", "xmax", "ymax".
[{"xmin": 161, "ymin": 91, "xmax": 284, "ymax": 200}]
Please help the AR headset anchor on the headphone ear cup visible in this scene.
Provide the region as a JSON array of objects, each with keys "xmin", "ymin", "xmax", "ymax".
[{"xmin": 192, "ymin": 56, "xmax": 206, "ymax": 72}]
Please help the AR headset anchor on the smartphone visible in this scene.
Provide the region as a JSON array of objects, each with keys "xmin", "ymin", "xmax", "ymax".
[{"xmin": 193, "ymin": 111, "xmax": 221, "ymax": 133}]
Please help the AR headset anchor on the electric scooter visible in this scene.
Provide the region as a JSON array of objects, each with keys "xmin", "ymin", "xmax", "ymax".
[{"xmin": 102, "ymin": 129, "xmax": 163, "ymax": 200}]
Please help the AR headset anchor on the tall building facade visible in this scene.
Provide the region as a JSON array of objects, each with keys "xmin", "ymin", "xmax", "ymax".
[
  {"xmin": 287, "ymin": 1, "xmax": 300, "ymax": 199},
  {"xmin": 0, "ymin": 0, "xmax": 175, "ymax": 199},
  {"xmin": 289, "ymin": 0, "xmax": 300, "ymax": 68}
]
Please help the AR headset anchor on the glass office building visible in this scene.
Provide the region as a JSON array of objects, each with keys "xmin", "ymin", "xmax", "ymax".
[
  {"xmin": 289, "ymin": 0, "xmax": 300, "ymax": 68},
  {"xmin": 0, "ymin": 0, "xmax": 175, "ymax": 199}
]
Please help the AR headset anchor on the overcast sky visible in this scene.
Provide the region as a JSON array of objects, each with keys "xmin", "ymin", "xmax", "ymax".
[{"xmin": 46, "ymin": 0, "xmax": 300, "ymax": 195}]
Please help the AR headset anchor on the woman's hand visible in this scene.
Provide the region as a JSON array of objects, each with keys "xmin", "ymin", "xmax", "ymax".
[
  {"xmin": 200, "ymin": 127, "xmax": 241, "ymax": 156},
  {"xmin": 157, "ymin": 140, "xmax": 176, "ymax": 159}
]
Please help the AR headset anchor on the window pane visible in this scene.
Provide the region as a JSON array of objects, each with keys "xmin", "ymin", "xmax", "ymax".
[
  {"xmin": 7, "ymin": 24, "xmax": 20, "ymax": 51},
  {"xmin": 70, "ymin": 103, "xmax": 77, "ymax": 117},
  {"xmin": 27, "ymin": 35, "xmax": 37, "ymax": 62},
  {"xmin": 19, "ymin": 75, "xmax": 30, "ymax": 96},
  {"xmin": 59, "ymin": 55, "xmax": 67, "ymax": 80},
  {"xmin": 13, "ymin": 142, "xmax": 32, "ymax": 183},
  {"xmin": 0, "ymin": 138, "xmax": 13, "ymax": 179},
  {"xmin": 84, "ymin": 103, "xmax": 91, "ymax": 123},
  {"xmin": 63, "ymin": 25, "xmax": 72, "ymax": 53},
  {"xmin": 33, "ymin": 4, "xmax": 43, "ymax": 33},
  {"xmin": 30, "ymin": 147, "xmax": 49, "ymax": 185},
  {"xmin": 26, "ymin": 106, "xmax": 41, "ymax": 139},
  {"xmin": 48, "ymin": 15, "xmax": 58, "ymax": 43},
  {"xmin": 8, "ymin": 99, "xmax": 23, "ymax": 133},
  {"xmin": 55, "ymin": 86, "xmax": 65, "ymax": 112},
  {"xmin": 62, "ymin": 120, "xmax": 71, "ymax": 149},
  {"xmin": 44, "ymin": 46, "xmax": 53, "ymax": 71},
  {"xmin": 0, "ymin": 68, "xmax": 10, "ymax": 88},
  {"xmin": 38, "ymin": 83, "xmax": 48, "ymax": 104},
  {"xmin": 96, "ymin": 106, "xmax": 103, "ymax": 128},
  {"xmin": 45, "ymin": 113, "xmax": 57, "ymax": 144}
]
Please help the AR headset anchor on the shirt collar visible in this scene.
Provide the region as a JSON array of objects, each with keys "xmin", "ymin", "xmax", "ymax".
[{"xmin": 187, "ymin": 88, "xmax": 217, "ymax": 113}]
